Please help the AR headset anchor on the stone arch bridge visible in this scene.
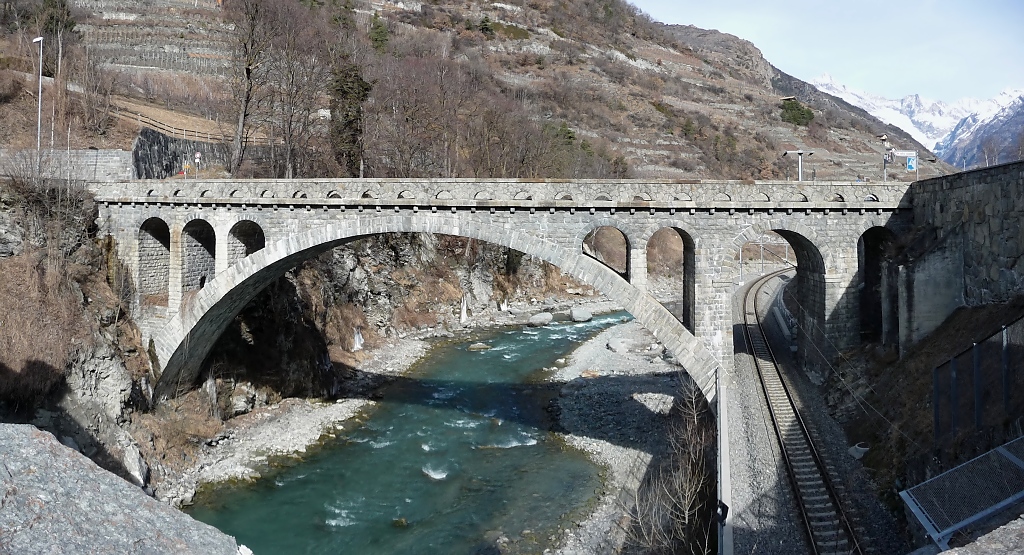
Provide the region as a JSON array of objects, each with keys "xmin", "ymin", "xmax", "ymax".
[{"xmin": 90, "ymin": 178, "xmax": 912, "ymax": 402}]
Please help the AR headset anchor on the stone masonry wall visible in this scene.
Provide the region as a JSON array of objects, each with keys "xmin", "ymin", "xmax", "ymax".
[
  {"xmin": 0, "ymin": 148, "xmax": 135, "ymax": 181},
  {"xmin": 912, "ymin": 161, "xmax": 1024, "ymax": 305}
]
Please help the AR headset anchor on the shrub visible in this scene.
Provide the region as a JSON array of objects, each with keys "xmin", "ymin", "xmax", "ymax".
[
  {"xmin": 780, "ymin": 98, "xmax": 814, "ymax": 126},
  {"xmin": 0, "ymin": 69, "xmax": 21, "ymax": 104}
]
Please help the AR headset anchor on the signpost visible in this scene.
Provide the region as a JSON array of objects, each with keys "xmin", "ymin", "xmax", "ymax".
[
  {"xmin": 194, "ymin": 151, "xmax": 202, "ymax": 171},
  {"xmin": 892, "ymin": 150, "xmax": 920, "ymax": 180}
]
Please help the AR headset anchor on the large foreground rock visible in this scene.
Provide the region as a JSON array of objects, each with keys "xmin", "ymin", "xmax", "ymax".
[{"xmin": 0, "ymin": 424, "xmax": 244, "ymax": 555}]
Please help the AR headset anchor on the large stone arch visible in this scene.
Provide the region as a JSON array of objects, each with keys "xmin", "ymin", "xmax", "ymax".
[
  {"xmin": 151, "ymin": 214, "xmax": 720, "ymax": 403},
  {"xmin": 733, "ymin": 219, "xmax": 829, "ymax": 373}
]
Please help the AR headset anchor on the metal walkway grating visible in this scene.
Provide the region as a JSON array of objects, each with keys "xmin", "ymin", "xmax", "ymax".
[{"xmin": 901, "ymin": 436, "xmax": 1024, "ymax": 549}]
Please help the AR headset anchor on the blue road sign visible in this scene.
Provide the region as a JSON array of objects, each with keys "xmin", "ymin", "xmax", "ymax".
[{"xmin": 907, "ymin": 156, "xmax": 917, "ymax": 171}]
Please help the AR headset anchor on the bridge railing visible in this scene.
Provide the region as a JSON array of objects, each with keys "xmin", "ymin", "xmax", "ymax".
[{"xmin": 88, "ymin": 178, "xmax": 912, "ymax": 207}]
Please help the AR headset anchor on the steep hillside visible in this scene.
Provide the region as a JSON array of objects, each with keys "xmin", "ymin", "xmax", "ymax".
[{"xmin": 0, "ymin": 0, "xmax": 951, "ymax": 181}]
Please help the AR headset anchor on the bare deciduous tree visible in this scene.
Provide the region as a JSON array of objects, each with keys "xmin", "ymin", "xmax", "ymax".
[
  {"xmin": 224, "ymin": 0, "xmax": 278, "ymax": 174},
  {"xmin": 621, "ymin": 378, "xmax": 716, "ymax": 554}
]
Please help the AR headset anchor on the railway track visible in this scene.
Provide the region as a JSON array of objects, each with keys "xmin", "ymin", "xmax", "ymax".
[{"xmin": 743, "ymin": 270, "xmax": 863, "ymax": 555}]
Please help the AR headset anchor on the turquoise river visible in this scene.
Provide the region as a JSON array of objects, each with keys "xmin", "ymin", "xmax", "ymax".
[{"xmin": 187, "ymin": 312, "xmax": 630, "ymax": 554}]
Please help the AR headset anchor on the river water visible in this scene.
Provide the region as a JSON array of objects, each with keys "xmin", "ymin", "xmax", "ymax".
[{"xmin": 187, "ymin": 312, "xmax": 630, "ymax": 554}]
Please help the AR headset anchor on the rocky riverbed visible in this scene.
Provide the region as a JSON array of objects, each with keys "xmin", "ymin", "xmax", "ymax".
[{"xmin": 154, "ymin": 297, "xmax": 679, "ymax": 553}]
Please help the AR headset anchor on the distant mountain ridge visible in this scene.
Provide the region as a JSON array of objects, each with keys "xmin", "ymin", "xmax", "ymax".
[{"xmin": 811, "ymin": 74, "xmax": 1024, "ymax": 168}]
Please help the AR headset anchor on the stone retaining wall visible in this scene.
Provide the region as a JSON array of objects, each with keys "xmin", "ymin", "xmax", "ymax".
[
  {"xmin": 0, "ymin": 148, "xmax": 135, "ymax": 181},
  {"xmin": 912, "ymin": 161, "xmax": 1024, "ymax": 305}
]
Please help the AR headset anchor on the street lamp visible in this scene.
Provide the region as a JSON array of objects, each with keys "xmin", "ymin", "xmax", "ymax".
[
  {"xmin": 879, "ymin": 134, "xmax": 891, "ymax": 182},
  {"xmin": 32, "ymin": 36, "xmax": 43, "ymax": 174},
  {"xmin": 782, "ymin": 150, "xmax": 813, "ymax": 181}
]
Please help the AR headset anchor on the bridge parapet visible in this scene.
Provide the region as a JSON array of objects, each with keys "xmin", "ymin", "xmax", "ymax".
[{"xmin": 90, "ymin": 178, "xmax": 911, "ymax": 208}]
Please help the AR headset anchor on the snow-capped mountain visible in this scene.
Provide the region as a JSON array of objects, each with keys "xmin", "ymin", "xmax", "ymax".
[
  {"xmin": 935, "ymin": 95, "xmax": 1024, "ymax": 168},
  {"xmin": 810, "ymin": 74, "xmax": 977, "ymax": 150},
  {"xmin": 811, "ymin": 74, "xmax": 1024, "ymax": 167}
]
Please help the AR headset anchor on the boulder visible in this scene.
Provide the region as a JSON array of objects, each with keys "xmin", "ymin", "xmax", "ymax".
[
  {"xmin": 607, "ymin": 337, "xmax": 632, "ymax": 353},
  {"xmin": 570, "ymin": 307, "xmax": 593, "ymax": 322},
  {"xmin": 527, "ymin": 312, "xmax": 553, "ymax": 327},
  {"xmin": 467, "ymin": 342, "xmax": 492, "ymax": 351}
]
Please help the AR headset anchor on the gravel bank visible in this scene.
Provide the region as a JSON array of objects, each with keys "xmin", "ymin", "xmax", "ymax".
[{"xmin": 550, "ymin": 319, "xmax": 681, "ymax": 555}]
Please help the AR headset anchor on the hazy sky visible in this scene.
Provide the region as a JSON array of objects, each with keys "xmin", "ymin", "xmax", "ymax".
[{"xmin": 629, "ymin": 0, "xmax": 1024, "ymax": 104}]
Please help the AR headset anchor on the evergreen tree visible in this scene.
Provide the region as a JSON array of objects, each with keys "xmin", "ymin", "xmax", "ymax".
[
  {"xmin": 369, "ymin": 12, "xmax": 388, "ymax": 52},
  {"xmin": 330, "ymin": 59, "xmax": 372, "ymax": 177}
]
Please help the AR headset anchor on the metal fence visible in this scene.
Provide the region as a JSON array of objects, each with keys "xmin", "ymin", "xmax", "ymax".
[
  {"xmin": 901, "ymin": 436, "xmax": 1024, "ymax": 548},
  {"xmin": 932, "ymin": 315, "xmax": 1024, "ymax": 441}
]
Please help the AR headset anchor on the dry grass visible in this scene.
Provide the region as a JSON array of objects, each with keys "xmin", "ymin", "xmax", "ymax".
[
  {"xmin": 132, "ymin": 389, "xmax": 223, "ymax": 473},
  {"xmin": 0, "ymin": 248, "xmax": 91, "ymax": 409}
]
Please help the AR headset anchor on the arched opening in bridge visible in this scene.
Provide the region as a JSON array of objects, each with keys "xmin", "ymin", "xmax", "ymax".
[
  {"xmin": 739, "ymin": 229, "xmax": 827, "ymax": 373},
  {"xmin": 775, "ymin": 230, "xmax": 828, "ymax": 374},
  {"xmin": 228, "ymin": 221, "xmax": 266, "ymax": 264},
  {"xmin": 182, "ymin": 219, "xmax": 216, "ymax": 295},
  {"xmin": 138, "ymin": 217, "xmax": 170, "ymax": 306},
  {"xmin": 647, "ymin": 227, "xmax": 695, "ymax": 333},
  {"xmin": 583, "ymin": 226, "xmax": 628, "ymax": 277},
  {"xmin": 858, "ymin": 226, "xmax": 896, "ymax": 345}
]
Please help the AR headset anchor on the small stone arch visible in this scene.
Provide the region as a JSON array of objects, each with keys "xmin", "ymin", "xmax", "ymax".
[
  {"xmin": 633, "ymin": 192, "xmax": 653, "ymax": 202},
  {"xmin": 674, "ymin": 192, "xmax": 692, "ymax": 201},
  {"xmin": 435, "ymin": 191, "xmax": 453, "ymax": 200},
  {"xmin": 173, "ymin": 189, "xmax": 183, "ymax": 197},
  {"xmin": 147, "ymin": 189, "xmax": 157, "ymax": 196},
  {"xmin": 260, "ymin": 190, "xmax": 274, "ymax": 198},
  {"xmin": 230, "ymin": 189, "xmax": 241, "ymax": 197},
  {"xmin": 293, "ymin": 191, "xmax": 308, "ymax": 199},
  {"xmin": 753, "ymin": 192, "xmax": 771, "ymax": 202},
  {"xmin": 474, "ymin": 191, "xmax": 493, "ymax": 200},
  {"xmin": 646, "ymin": 226, "xmax": 697, "ymax": 333},
  {"xmin": 362, "ymin": 190, "xmax": 378, "ymax": 199},
  {"xmin": 582, "ymin": 224, "xmax": 630, "ymax": 279},
  {"xmin": 555, "ymin": 192, "xmax": 573, "ymax": 201},
  {"xmin": 712, "ymin": 192, "xmax": 731, "ymax": 201},
  {"xmin": 138, "ymin": 217, "xmax": 170, "ymax": 306},
  {"xmin": 200, "ymin": 190, "xmax": 212, "ymax": 197},
  {"xmin": 830, "ymin": 193, "xmax": 846, "ymax": 202},
  {"xmin": 398, "ymin": 190, "xmax": 416, "ymax": 199},
  {"xmin": 595, "ymin": 194, "xmax": 613, "ymax": 201},
  {"xmin": 181, "ymin": 219, "xmax": 216, "ymax": 295},
  {"xmin": 864, "ymin": 194, "xmax": 879, "ymax": 202},
  {"xmin": 228, "ymin": 220, "xmax": 266, "ymax": 264},
  {"xmin": 327, "ymin": 191, "xmax": 342, "ymax": 199},
  {"xmin": 792, "ymin": 192, "xmax": 809, "ymax": 202},
  {"xmin": 513, "ymin": 191, "xmax": 533, "ymax": 200}
]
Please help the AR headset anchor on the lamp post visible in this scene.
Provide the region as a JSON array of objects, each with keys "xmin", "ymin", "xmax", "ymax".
[
  {"xmin": 782, "ymin": 150, "xmax": 813, "ymax": 181},
  {"xmin": 32, "ymin": 36, "xmax": 43, "ymax": 175},
  {"xmin": 879, "ymin": 134, "xmax": 891, "ymax": 182}
]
